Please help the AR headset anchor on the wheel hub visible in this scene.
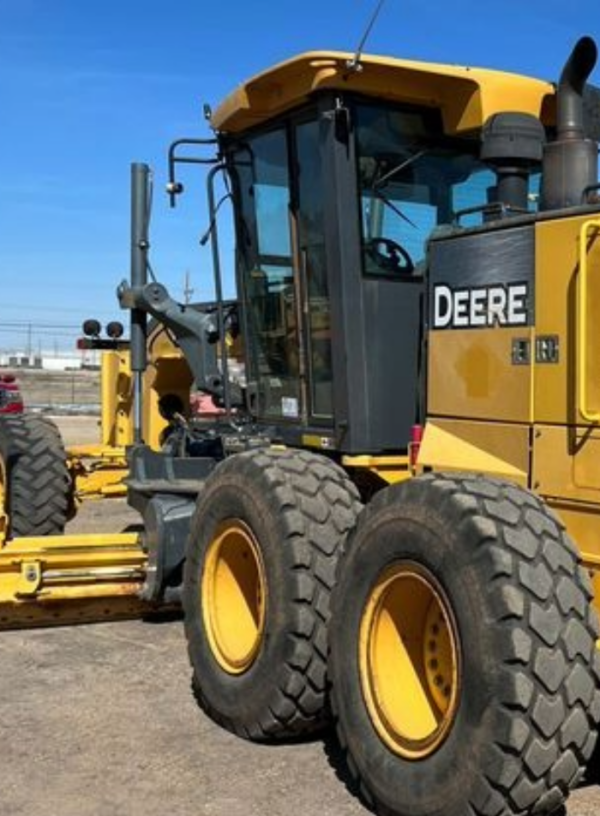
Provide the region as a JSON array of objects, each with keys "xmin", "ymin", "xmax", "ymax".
[
  {"xmin": 359, "ymin": 562, "xmax": 460, "ymax": 759},
  {"xmin": 202, "ymin": 520, "xmax": 266, "ymax": 675}
]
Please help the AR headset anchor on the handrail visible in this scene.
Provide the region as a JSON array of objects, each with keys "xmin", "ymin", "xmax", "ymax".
[{"xmin": 578, "ymin": 218, "xmax": 600, "ymax": 422}]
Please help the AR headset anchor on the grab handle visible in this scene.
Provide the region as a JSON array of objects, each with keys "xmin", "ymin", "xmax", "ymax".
[{"xmin": 578, "ymin": 218, "xmax": 600, "ymax": 422}]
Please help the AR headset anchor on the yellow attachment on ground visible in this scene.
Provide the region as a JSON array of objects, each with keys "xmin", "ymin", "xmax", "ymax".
[
  {"xmin": 212, "ymin": 51, "xmax": 553, "ymax": 136},
  {"xmin": 0, "ymin": 532, "xmax": 147, "ymax": 629},
  {"xmin": 342, "ymin": 455, "xmax": 412, "ymax": 485},
  {"xmin": 67, "ymin": 445, "xmax": 128, "ymax": 501},
  {"xmin": 202, "ymin": 520, "xmax": 266, "ymax": 675},
  {"xmin": 359, "ymin": 562, "xmax": 460, "ymax": 759}
]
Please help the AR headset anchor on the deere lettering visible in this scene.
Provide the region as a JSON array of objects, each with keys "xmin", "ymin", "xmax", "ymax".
[{"xmin": 433, "ymin": 283, "xmax": 529, "ymax": 329}]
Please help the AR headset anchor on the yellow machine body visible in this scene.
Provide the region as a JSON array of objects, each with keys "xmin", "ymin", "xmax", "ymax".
[
  {"xmin": 419, "ymin": 212, "xmax": 600, "ymax": 604},
  {"xmin": 212, "ymin": 50, "xmax": 554, "ymax": 135},
  {"xmin": 1, "ymin": 45, "xmax": 597, "ymax": 631},
  {"xmin": 65, "ymin": 326, "xmax": 193, "ymax": 504}
]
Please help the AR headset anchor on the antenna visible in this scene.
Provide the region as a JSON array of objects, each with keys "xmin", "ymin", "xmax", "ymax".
[
  {"xmin": 183, "ymin": 270, "xmax": 194, "ymax": 304},
  {"xmin": 346, "ymin": 0, "xmax": 387, "ymax": 73}
]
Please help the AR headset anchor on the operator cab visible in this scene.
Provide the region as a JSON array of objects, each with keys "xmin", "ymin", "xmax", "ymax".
[{"xmin": 212, "ymin": 52, "xmax": 553, "ymax": 455}]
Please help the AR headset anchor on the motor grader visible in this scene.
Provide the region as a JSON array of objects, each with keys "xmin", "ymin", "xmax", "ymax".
[{"xmin": 2, "ymin": 33, "xmax": 600, "ymax": 816}]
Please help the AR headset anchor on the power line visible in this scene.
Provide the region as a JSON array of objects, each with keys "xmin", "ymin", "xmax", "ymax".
[
  {"xmin": 0, "ymin": 329, "xmax": 79, "ymax": 338},
  {"xmin": 0, "ymin": 303, "xmax": 123, "ymax": 315},
  {"xmin": 0, "ymin": 321, "xmax": 81, "ymax": 330}
]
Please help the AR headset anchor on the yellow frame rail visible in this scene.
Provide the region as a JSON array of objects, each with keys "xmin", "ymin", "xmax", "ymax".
[
  {"xmin": 0, "ymin": 532, "xmax": 147, "ymax": 629},
  {"xmin": 341, "ymin": 454, "xmax": 412, "ymax": 484}
]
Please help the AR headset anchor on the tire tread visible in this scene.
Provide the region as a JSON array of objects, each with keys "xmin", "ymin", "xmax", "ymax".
[
  {"xmin": 330, "ymin": 472, "xmax": 600, "ymax": 816},
  {"xmin": 0, "ymin": 414, "xmax": 70, "ymax": 537},
  {"xmin": 186, "ymin": 447, "xmax": 362, "ymax": 740}
]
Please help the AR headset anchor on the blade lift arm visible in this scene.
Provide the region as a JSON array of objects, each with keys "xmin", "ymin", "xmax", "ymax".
[{"xmin": 117, "ymin": 279, "xmax": 237, "ymax": 404}]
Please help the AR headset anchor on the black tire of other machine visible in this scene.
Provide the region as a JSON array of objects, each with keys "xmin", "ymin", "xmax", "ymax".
[{"xmin": 0, "ymin": 414, "xmax": 70, "ymax": 537}]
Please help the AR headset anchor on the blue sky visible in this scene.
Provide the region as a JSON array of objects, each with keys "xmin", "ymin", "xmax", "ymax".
[{"xmin": 1, "ymin": 0, "xmax": 599, "ymax": 352}]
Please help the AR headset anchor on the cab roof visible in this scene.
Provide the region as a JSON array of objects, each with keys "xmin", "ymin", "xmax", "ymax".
[{"xmin": 211, "ymin": 50, "xmax": 554, "ymax": 136}]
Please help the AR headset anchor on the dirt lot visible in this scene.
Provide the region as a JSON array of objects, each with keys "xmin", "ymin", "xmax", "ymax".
[{"xmin": 1, "ymin": 416, "xmax": 600, "ymax": 816}]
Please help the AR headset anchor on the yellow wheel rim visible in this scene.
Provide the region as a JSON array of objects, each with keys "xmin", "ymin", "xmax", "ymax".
[
  {"xmin": 202, "ymin": 520, "xmax": 266, "ymax": 675},
  {"xmin": 359, "ymin": 562, "xmax": 460, "ymax": 759}
]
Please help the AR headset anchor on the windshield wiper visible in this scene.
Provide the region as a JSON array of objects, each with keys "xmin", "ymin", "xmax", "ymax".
[
  {"xmin": 368, "ymin": 148, "xmax": 429, "ymax": 230},
  {"xmin": 372, "ymin": 188, "xmax": 418, "ymax": 229},
  {"xmin": 373, "ymin": 149, "xmax": 428, "ymax": 190}
]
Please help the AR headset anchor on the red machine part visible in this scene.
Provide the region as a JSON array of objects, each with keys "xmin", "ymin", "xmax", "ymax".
[{"xmin": 0, "ymin": 374, "xmax": 24, "ymax": 415}]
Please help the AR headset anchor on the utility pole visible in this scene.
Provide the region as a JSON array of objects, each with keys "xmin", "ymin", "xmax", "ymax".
[{"xmin": 183, "ymin": 270, "xmax": 194, "ymax": 304}]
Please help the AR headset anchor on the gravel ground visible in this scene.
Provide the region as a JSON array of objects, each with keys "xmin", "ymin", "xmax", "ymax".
[
  {"xmin": 1, "ymin": 416, "xmax": 599, "ymax": 816},
  {"xmin": 0, "ymin": 619, "xmax": 367, "ymax": 816}
]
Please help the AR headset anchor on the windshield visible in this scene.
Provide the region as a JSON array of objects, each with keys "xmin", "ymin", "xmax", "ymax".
[{"xmin": 355, "ymin": 103, "xmax": 536, "ymax": 276}]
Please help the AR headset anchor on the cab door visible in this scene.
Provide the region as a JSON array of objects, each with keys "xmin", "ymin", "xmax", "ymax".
[
  {"xmin": 293, "ymin": 117, "xmax": 334, "ymax": 424},
  {"xmin": 230, "ymin": 115, "xmax": 333, "ymax": 428},
  {"xmin": 231, "ymin": 127, "xmax": 302, "ymax": 422}
]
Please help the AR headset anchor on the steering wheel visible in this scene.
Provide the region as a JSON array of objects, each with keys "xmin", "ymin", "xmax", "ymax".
[{"xmin": 366, "ymin": 237, "xmax": 414, "ymax": 275}]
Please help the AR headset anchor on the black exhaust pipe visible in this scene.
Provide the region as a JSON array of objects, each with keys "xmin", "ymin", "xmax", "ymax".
[
  {"xmin": 557, "ymin": 36, "xmax": 597, "ymax": 141},
  {"xmin": 540, "ymin": 36, "xmax": 598, "ymax": 210}
]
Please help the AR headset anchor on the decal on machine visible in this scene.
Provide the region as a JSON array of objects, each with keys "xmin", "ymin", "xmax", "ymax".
[
  {"xmin": 428, "ymin": 224, "xmax": 535, "ymax": 331},
  {"xmin": 432, "ymin": 282, "xmax": 530, "ymax": 329}
]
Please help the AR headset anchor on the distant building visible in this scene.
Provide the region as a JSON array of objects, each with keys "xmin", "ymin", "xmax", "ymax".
[{"xmin": 0, "ymin": 350, "xmax": 100, "ymax": 371}]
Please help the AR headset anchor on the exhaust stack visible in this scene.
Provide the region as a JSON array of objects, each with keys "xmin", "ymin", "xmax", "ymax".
[{"xmin": 541, "ymin": 36, "xmax": 599, "ymax": 210}]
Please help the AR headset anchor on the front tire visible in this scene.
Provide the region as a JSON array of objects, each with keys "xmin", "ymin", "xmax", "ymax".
[
  {"xmin": 183, "ymin": 447, "xmax": 361, "ymax": 740},
  {"xmin": 329, "ymin": 473, "xmax": 600, "ymax": 816}
]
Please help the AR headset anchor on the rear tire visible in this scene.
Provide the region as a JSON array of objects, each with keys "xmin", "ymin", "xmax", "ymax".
[
  {"xmin": 0, "ymin": 414, "xmax": 70, "ymax": 537},
  {"xmin": 183, "ymin": 447, "xmax": 362, "ymax": 740},
  {"xmin": 329, "ymin": 473, "xmax": 600, "ymax": 816}
]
